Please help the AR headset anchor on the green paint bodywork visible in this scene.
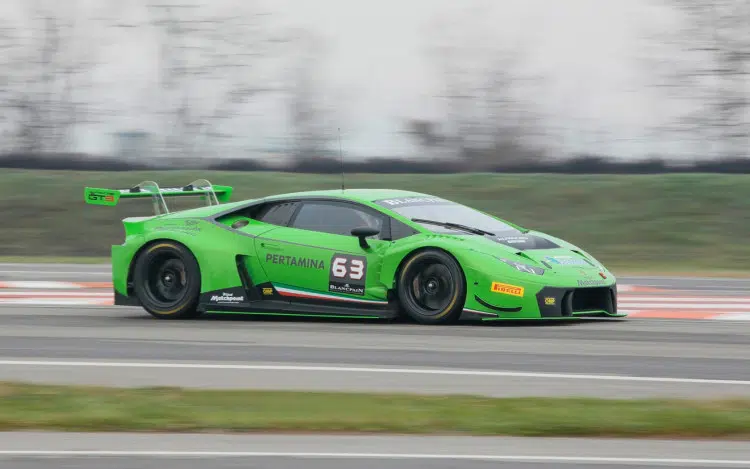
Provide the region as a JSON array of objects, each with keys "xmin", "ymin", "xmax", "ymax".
[{"xmin": 88, "ymin": 184, "xmax": 623, "ymax": 321}]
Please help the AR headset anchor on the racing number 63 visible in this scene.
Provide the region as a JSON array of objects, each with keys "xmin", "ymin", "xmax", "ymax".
[{"xmin": 331, "ymin": 255, "xmax": 365, "ymax": 280}]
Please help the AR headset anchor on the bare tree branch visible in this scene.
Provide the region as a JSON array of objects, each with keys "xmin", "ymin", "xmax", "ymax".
[
  {"xmin": 0, "ymin": 2, "xmax": 105, "ymax": 154},
  {"xmin": 284, "ymin": 29, "xmax": 335, "ymax": 160},
  {"xmin": 646, "ymin": 0, "xmax": 750, "ymax": 158},
  {"xmin": 146, "ymin": 1, "xmax": 287, "ymax": 161},
  {"xmin": 418, "ymin": 3, "xmax": 547, "ymax": 163}
]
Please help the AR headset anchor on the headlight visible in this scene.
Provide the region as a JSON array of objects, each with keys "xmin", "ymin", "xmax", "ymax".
[{"xmin": 496, "ymin": 258, "xmax": 545, "ymax": 275}]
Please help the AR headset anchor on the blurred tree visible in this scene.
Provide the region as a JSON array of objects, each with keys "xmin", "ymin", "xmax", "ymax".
[
  {"xmin": 650, "ymin": 0, "xmax": 750, "ymax": 159},
  {"xmin": 403, "ymin": 119, "xmax": 445, "ymax": 149},
  {"xmin": 0, "ymin": 21, "xmax": 14, "ymax": 152},
  {"xmin": 284, "ymin": 29, "xmax": 336, "ymax": 161},
  {"xmin": 146, "ymin": 0, "xmax": 288, "ymax": 162},
  {"xmin": 412, "ymin": 2, "xmax": 548, "ymax": 165},
  {"xmin": 0, "ymin": 3, "xmax": 104, "ymax": 154}
]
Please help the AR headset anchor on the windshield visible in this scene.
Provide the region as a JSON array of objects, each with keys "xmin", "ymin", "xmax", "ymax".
[{"xmin": 374, "ymin": 196, "xmax": 520, "ymax": 235}]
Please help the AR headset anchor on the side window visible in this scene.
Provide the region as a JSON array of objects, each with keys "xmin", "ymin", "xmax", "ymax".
[
  {"xmin": 389, "ymin": 218, "xmax": 418, "ymax": 240},
  {"xmin": 291, "ymin": 202, "xmax": 385, "ymax": 238},
  {"xmin": 255, "ymin": 201, "xmax": 300, "ymax": 226}
]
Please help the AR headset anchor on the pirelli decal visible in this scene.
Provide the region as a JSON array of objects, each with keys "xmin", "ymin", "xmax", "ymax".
[{"xmin": 490, "ymin": 282, "xmax": 525, "ymax": 297}]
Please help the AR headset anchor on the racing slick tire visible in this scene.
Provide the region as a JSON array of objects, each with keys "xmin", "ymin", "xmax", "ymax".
[
  {"xmin": 396, "ymin": 248, "xmax": 466, "ymax": 325},
  {"xmin": 132, "ymin": 241, "xmax": 203, "ymax": 320}
]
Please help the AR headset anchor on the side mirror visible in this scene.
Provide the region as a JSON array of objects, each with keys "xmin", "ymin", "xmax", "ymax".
[{"xmin": 351, "ymin": 226, "xmax": 380, "ymax": 249}]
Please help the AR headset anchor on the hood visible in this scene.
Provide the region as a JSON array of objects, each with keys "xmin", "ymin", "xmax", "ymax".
[{"xmin": 465, "ymin": 231, "xmax": 607, "ymax": 275}]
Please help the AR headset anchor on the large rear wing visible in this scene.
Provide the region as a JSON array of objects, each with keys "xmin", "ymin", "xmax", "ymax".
[{"xmin": 84, "ymin": 179, "xmax": 233, "ymax": 215}]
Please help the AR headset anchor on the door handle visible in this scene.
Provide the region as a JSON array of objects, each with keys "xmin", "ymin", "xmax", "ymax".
[{"xmin": 261, "ymin": 242, "xmax": 282, "ymax": 251}]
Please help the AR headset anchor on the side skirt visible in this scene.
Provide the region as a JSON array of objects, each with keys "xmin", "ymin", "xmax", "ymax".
[
  {"xmin": 114, "ymin": 290, "xmax": 140, "ymax": 307},
  {"xmin": 203, "ymin": 300, "xmax": 395, "ymax": 319},
  {"xmin": 573, "ymin": 311, "xmax": 628, "ymax": 318},
  {"xmin": 197, "ymin": 283, "xmax": 399, "ymax": 320},
  {"xmin": 460, "ymin": 308, "xmax": 500, "ymax": 321}
]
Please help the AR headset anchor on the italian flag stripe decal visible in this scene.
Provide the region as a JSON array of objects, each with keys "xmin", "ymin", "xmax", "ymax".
[{"xmin": 273, "ymin": 285, "xmax": 387, "ymax": 304}]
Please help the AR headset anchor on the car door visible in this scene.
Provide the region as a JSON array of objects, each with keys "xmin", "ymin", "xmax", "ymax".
[{"xmin": 255, "ymin": 199, "xmax": 392, "ymax": 303}]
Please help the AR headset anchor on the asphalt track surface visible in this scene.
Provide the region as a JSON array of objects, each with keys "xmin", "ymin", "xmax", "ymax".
[
  {"xmin": 1, "ymin": 263, "xmax": 749, "ymax": 466},
  {"xmin": 2, "ymin": 433, "xmax": 749, "ymax": 468},
  {"xmin": 5, "ymin": 262, "xmax": 750, "ymax": 288},
  {"xmin": 0, "ymin": 263, "xmax": 749, "ymax": 397}
]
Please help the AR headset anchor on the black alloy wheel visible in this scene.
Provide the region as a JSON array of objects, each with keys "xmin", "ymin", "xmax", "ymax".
[
  {"xmin": 133, "ymin": 241, "xmax": 202, "ymax": 319},
  {"xmin": 396, "ymin": 249, "xmax": 466, "ymax": 325}
]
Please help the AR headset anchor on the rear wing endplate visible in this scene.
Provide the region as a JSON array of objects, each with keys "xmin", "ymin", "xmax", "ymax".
[{"xmin": 84, "ymin": 179, "xmax": 233, "ymax": 215}]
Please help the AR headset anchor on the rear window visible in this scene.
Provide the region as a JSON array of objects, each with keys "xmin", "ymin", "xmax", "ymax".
[{"xmin": 256, "ymin": 202, "xmax": 300, "ymax": 226}]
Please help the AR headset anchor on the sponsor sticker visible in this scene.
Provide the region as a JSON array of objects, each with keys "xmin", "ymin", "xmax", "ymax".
[
  {"xmin": 154, "ymin": 219, "xmax": 201, "ymax": 235},
  {"xmin": 329, "ymin": 282, "xmax": 365, "ymax": 296},
  {"xmin": 544, "ymin": 256, "xmax": 591, "ymax": 267},
  {"xmin": 265, "ymin": 253, "xmax": 325, "ymax": 270},
  {"xmin": 490, "ymin": 282, "xmax": 524, "ymax": 297},
  {"xmin": 329, "ymin": 253, "xmax": 367, "ymax": 296},
  {"xmin": 87, "ymin": 191, "xmax": 116, "ymax": 202},
  {"xmin": 210, "ymin": 291, "xmax": 245, "ymax": 304},
  {"xmin": 495, "ymin": 236, "xmax": 529, "ymax": 244},
  {"xmin": 577, "ymin": 279, "xmax": 607, "ymax": 287},
  {"xmin": 262, "ymin": 287, "xmax": 273, "ymax": 296},
  {"xmin": 374, "ymin": 196, "xmax": 448, "ymax": 207},
  {"xmin": 544, "ymin": 297, "xmax": 556, "ymax": 305},
  {"xmin": 120, "ymin": 187, "xmax": 189, "ymax": 194}
]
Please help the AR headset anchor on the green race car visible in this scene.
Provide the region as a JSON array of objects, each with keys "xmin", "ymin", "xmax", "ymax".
[{"xmin": 85, "ymin": 179, "xmax": 623, "ymax": 324}]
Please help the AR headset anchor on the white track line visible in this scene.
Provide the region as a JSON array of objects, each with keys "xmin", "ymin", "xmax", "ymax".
[
  {"xmin": 713, "ymin": 313, "xmax": 750, "ymax": 320},
  {"xmin": 0, "ymin": 451, "xmax": 744, "ymax": 466},
  {"xmin": 621, "ymin": 296, "xmax": 750, "ymax": 302},
  {"xmin": 0, "ymin": 281, "xmax": 110, "ymax": 289},
  {"xmin": 0, "ymin": 292, "xmax": 112, "ymax": 297},
  {"xmin": 0, "ymin": 359, "xmax": 748, "ymax": 386},
  {"xmin": 623, "ymin": 275, "xmax": 750, "ymax": 282},
  {"xmin": 622, "ymin": 310, "xmax": 750, "ymax": 316},
  {"xmin": 620, "ymin": 302, "xmax": 750, "ymax": 309},
  {"xmin": 0, "ymin": 271, "xmax": 110, "ymax": 276},
  {"xmin": 0, "ymin": 299, "xmax": 113, "ymax": 305}
]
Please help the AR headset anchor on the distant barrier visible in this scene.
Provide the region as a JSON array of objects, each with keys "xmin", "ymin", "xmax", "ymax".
[{"xmin": 3, "ymin": 152, "xmax": 750, "ymax": 174}]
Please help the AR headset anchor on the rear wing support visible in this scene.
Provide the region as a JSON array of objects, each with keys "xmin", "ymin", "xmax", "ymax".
[{"xmin": 84, "ymin": 179, "xmax": 233, "ymax": 215}]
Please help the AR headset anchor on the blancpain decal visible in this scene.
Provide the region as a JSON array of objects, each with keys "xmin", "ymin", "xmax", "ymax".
[
  {"xmin": 378, "ymin": 196, "xmax": 444, "ymax": 206},
  {"xmin": 210, "ymin": 292, "xmax": 245, "ymax": 303},
  {"xmin": 329, "ymin": 282, "xmax": 365, "ymax": 295}
]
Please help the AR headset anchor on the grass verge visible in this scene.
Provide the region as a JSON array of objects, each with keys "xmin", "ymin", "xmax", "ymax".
[
  {"xmin": 2, "ymin": 169, "xmax": 750, "ymax": 271},
  {"xmin": 1, "ymin": 382, "xmax": 749, "ymax": 438}
]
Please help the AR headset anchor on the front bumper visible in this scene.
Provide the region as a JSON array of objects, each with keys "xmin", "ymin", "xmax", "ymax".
[
  {"xmin": 461, "ymin": 275, "xmax": 622, "ymax": 320},
  {"xmin": 535, "ymin": 284, "xmax": 618, "ymax": 318}
]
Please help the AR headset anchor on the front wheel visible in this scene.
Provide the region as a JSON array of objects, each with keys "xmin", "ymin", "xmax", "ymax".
[
  {"xmin": 132, "ymin": 241, "xmax": 202, "ymax": 319},
  {"xmin": 396, "ymin": 249, "xmax": 466, "ymax": 325}
]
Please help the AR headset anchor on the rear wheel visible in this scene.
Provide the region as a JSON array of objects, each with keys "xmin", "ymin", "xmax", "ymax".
[
  {"xmin": 396, "ymin": 249, "xmax": 466, "ymax": 325},
  {"xmin": 132, "ymin": 241, "xmax": 202, "ymax": 319}
]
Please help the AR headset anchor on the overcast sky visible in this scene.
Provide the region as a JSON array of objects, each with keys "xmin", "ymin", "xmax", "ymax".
[
  {"xmin": 4, "ymin": 0, "xmax": 698, "ymax": 159},
  {"xmin": 269, "ymin": 0, "xmax": 680, "ymax": 158}
]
